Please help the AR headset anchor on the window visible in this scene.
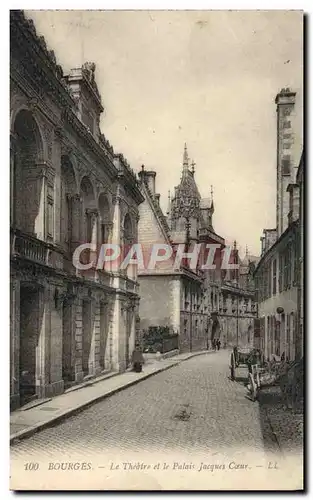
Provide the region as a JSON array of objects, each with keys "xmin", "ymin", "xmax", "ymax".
[
  {"xmin": 284, "ymin": 143, "xmax": 291, "ymax": 149},
  {"xmin": 272, "ymin": 259, "xmax": 277, "ymax": 296},
  {"xmin": 283, "ymin": 244, "xmax": 292, "ymax": 290},
  {"xmin": 283, "ymin": 120, "xmax": 291, "ymax": 129},
  {"xmin": 283, "ymin": 133, "xmax": 291, "ymax": 139},
  {"xmin": 282, "ymin": 155, "xmax": 291, "ymax": 175}
]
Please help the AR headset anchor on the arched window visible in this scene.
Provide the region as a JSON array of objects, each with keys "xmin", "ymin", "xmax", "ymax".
[
  {"xmin": 12, "ymin": 110, "xmax": 44, "ymax": 238},
  {"xmin": 61, "ymin": 155, "xmax": 76, "ymax": 252}
]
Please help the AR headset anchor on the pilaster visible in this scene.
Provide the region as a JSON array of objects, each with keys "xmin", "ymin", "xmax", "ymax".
[
  {"xmin": 36, "ymin": 284, "xmax": 51, "ymax": 398},
  {"xmin": 74, "ymin": 297, "xmax": 84, "ymax": 382},
  {"xmin": 10, "ymin": 278, "xmax": 20, "ymax": 410}
]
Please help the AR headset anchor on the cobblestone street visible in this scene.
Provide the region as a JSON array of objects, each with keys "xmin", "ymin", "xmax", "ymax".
[
  {"xmin": 11, "ymin": 351, "xmax": 276, "ymax": 458},
  {"xmin": 10, "ymin": 350, "xmax": 304, "ymax": 490}
]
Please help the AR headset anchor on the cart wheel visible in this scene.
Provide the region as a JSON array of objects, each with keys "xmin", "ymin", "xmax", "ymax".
[{"xmin": 230, "ymin": 352, "xmax": 236, "ymax": 381}]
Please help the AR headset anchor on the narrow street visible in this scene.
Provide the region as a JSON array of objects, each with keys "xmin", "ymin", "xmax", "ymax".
[
  {"xmin": 10, "ymin": 350, "xmax": 303, "ymax": 490},
  {"xmin": 11, "ymin": 351, "xmax": 274, "ymax": 457}
]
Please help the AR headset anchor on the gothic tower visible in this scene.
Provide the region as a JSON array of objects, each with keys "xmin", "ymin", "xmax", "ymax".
[
  {"xmin": 275, "ymin": 87, "xmax": 297, "ymax": 237},
  {"xmin": 169, "ymin": 143, "xmax": 201, "ymax": 241}
]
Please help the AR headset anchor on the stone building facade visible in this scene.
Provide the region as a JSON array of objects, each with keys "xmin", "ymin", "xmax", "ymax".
[
  {"xmin": 137, "ymin": 164, "xmax": 207, "ymax": 352},
  {"xmin": 137, "ymin": 145, "xmax": 257, "ymax": 352},
  {"xmin": 10, "ymin": 10, "xmax": 144, "ymax": 409},
  {"xmin": 254, "ymin": 87, "xmax": 303, "ymax": 361}
]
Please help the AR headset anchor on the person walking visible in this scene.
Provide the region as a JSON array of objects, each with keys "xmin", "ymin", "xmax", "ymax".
[{"xmin": 131, "ymin": 343, "xmax": 144, "ymax": 373}]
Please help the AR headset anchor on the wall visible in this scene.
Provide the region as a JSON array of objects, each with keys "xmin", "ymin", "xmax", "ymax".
[
  {"xmin": 258, "ymin": 287, "xmax": 298, "ymax": 360},
  {"xmin": 138, "ymin": 275, "xmax": 172, "ymax": 330}
]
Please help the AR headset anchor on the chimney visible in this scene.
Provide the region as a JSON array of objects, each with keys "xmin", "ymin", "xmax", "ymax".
[
  {"xmin": 154, "ymin": 193, "xmax": 160, "ymax": 205},
  {"xmin": 138, "ymin": 166, "xmax": 156, "ymax": 195},
  {"xmin": 287, "ymin": 183, "xmax": 300, "ymax": 224}
]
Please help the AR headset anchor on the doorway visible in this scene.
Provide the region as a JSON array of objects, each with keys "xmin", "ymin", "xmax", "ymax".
[{"xmin": 19, "ymin": 285, "xmax": 41, "ymax": 405}]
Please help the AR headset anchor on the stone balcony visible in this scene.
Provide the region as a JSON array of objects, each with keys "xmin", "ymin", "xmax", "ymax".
[{"xmin": 11, "ymin": 228, "xmax": 64, "ymax": 270}]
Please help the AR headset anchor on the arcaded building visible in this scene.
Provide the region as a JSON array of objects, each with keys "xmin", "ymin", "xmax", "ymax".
[{"xmin": 10, "ymin": 10, "xmax": 144, "ymax": 409}]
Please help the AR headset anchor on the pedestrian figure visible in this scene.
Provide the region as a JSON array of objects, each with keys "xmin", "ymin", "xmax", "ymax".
[
  {"xmin": 217, "ymin": 339, "xmax": 221, "ymax": 351},
  {"xmin": 132, "ymin": 344, "xmax": 144, "ymax": 373}
]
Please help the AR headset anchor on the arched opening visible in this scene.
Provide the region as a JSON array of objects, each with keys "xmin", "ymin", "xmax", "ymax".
[
  {"xmin": 19, "ymin": 282, "xmax": 44, "ymax": 406},
  {"xmin": 12, "ymin": 110, "xmax": 44, "ymax": 237},
  {"xmin": 98, "ymin": 193, "xmax": 111, "ymax": 245},
  {"xmin": 80, "ymin": 176, "xmax": 97, "ymax": 265},
  {"xmin": 60, "ymin": 155, "xmax": 76, "ymax": 252}
]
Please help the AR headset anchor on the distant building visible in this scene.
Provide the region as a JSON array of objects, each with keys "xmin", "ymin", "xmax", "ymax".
[
  {"xmin": 254, "ymin": 87, "xmax": 303, "ymax": 361},
  {"xmin": 138, "ymin": 145, "xmax": 257, "ymax": 351}
]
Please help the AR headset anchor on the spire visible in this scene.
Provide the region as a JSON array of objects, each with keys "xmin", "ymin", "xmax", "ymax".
[
  {"xmin": 233, "ymin": 240, "xmax": 237, "ymax": 250},
  {"xmin": 183, "ymin": 142, "xmax": 189, "ymax": 175},
  {"xmin": 191, "ymin": 159, "xmax": 196, "ymax": 175},
  {"xmin": 245, "ymin": 245, "xmax": 249, "ymax": 257}
]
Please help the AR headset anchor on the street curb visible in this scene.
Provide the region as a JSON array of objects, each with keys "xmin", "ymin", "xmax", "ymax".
[{"xmin": 10, "ymin": 350, "xmax": 213, "ymax": 445}]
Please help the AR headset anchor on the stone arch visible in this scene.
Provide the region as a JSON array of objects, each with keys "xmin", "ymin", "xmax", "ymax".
[
  {"xmin": 79, "ymin": 176, "xmax": 97, "ymax": 255},
  {"xmin": 123, "ymin": 212, "xmax": 134, "ymax": 242},
  {"xmin": 80, "ymin": 176, "xmax": 96, "ymax": 209},
  {"xmin": 11, "ymin": 108, "xmax": 46, "ymax": 237},
  {"xmin": 11, "ymin": 105, "xmax": 46, "ymax": 160},
  {"xmin": 98, "ymin": 192, "xmax": 112, "ymax": 245}
]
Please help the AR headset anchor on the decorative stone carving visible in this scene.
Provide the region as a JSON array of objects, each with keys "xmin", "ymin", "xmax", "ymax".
[
  {"xmin": 48, "ymin": 50, "xmax": 56, "ymax": 65},
  {"xmin": 38, "ymin": 36, "xmax": 47, "ymax": 52},
  {"xmin": 283, "ymin": 106, "xmax": 292, "ymax": 117},
  {"xmin": 82, "ymin": 62, "xmax": 96, "ymax": 83}
]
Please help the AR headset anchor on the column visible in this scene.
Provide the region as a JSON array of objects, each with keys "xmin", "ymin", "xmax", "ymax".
[
  {"xmin": 105, "ymin": 222, "xmax": 114, "ymax": 272},
  {"xmin": 36, "ymin": 284, "xmax": 51, "ymax": 399},
  {"xmin": 129, "ymin": 305, "xmax": 136, "ymax": 357},
  {"xmin": 89, "ymin": 297, "xmax": 101, "ymax": 376},
  {"xmin": 50, "ymin": 285, "xmax": 64, "ymax": 396},
  {"xmin": 85, "ymin": 208, "xmax": 99, "ymax": 268},
  {"xmin": 10, "ymin": 278, "xmax": 20, "ymax": 409},
  {"xmin": 35, "ymin": 162, "xmax": 48, "ymax": 241},
  {"xmin": 111, "ymin": 193, "xmax": 121, "ymax": 277},
  {"xmin": 70, "ymin": 194, "xmax": 83, "ymax": 250},
  {"xmin": 111, "ymin": 294, "xmax": 127, "ymax": 372},
  {"xmin": 74, "ymin": 297, "xmax": 84, "ymax": 382},
  {"xmin": 10, "ymin": 134, "xmax": 17, "ymax": 227}
]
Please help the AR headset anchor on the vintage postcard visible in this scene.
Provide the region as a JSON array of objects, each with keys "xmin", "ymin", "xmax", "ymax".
[{"xmin": 10, "ymin": 9, "xmax": 304, "ymax": 491}]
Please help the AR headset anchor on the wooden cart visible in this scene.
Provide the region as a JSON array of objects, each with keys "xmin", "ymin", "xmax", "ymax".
[{"xmin": 229, "ymin": 347, "xmax": 262, "ymax": 382}]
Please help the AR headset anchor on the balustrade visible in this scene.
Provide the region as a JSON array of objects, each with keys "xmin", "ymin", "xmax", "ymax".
[{"xmin": 11, "ymin": 229, "xmax": 63, "ymax": 270}]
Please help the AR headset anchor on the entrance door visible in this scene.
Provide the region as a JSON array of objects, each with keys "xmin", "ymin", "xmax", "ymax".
[{"xmin": 19, "ymin": 285, "xmax": 40, "ymax": 405}]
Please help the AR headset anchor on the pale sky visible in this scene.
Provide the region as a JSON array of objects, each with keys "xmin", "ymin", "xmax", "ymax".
[{"xmin": 26, "ymin": 10, "xmax": 303, "ymax": 256}]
